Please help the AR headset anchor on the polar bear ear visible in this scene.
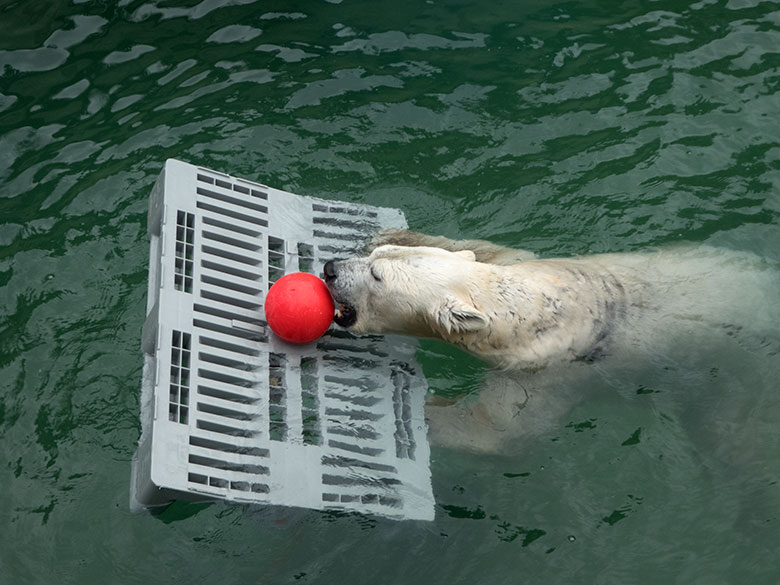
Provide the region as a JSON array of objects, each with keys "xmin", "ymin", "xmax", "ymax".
[
  {"xmin": 435, "ymin": 296, "xmax": 489, "ymax": 334},
  {"xmin": 454, "ymin": 250, "xmax": 476, "ymax": 262}
]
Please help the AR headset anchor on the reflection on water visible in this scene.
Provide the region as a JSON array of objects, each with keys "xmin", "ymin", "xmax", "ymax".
[{"xmin": 1, "ymin": 0, "xmax": 779, "ymax": 583}]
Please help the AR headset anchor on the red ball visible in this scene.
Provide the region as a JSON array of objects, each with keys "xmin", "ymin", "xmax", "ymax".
[{"xmin": 264, "ymin": 272, "xmax": 334, "ymax": 343}]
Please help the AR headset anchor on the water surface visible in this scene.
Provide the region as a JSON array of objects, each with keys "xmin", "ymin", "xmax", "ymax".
[{"xmin": 1, "ymin": 0, "xmax": 779, "ymax": 583}]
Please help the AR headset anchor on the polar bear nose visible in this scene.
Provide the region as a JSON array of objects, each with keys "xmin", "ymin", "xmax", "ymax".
[{"xmin": 323, "ymin": 260, "xmax": 338, "ymax": 282}]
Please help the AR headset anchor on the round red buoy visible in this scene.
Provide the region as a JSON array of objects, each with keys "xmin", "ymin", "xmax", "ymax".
[{"xmin": 264, "ymin": 272, "xmax": 334, "ymax": 343}]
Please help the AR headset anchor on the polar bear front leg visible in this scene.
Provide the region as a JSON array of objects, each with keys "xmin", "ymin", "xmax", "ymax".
[
  {"xmin": 425, "ymin": 366, "xmax": 593, "ymax": 453},
  {"xmin": 368, "ymin": 229, "xmax": 536, "ymax": 265},
  {"xmin": 425, "ymin": 372, "xmax": 540, "ymax": 453}
]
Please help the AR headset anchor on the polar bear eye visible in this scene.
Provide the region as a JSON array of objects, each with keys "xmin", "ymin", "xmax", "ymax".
[{"xmin": 370, "ymin": 265, "xmax": 383, "ymax": 282}]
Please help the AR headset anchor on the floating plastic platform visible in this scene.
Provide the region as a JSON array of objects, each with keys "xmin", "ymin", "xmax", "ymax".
[{"xmin": 131, "ymin": 159, "xmax": 434, "ymax": 521}]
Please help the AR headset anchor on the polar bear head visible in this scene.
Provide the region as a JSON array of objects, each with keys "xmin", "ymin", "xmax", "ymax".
[{"xmin": 323, "ymin": 245, "xmax": 489, "ymax": 338}]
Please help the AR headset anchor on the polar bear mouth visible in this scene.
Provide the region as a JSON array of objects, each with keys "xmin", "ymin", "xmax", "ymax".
[{"xmin": 334, "ymin": 303, "xmax": 357, "ymax": 328}]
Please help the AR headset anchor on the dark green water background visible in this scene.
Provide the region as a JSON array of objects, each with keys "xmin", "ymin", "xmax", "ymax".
[{"xmin": 1, "ymin": 0, "xmax": 779, "ymax": 583}]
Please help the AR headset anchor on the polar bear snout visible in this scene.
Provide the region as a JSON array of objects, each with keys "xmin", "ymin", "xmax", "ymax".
[{"xmin": 322, "ymin": 259, "xmax": 360, "ymax": 329}]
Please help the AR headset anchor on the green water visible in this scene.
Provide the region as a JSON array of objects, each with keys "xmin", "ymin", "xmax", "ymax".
[{"xmin": 1, "ymin": 0, "xmax": 779, "ymax": 583}]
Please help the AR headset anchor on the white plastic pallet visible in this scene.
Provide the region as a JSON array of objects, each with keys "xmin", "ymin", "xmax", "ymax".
[{"xmin": 131, "ymin": 159, "xmax": 434, "ymax": 521}]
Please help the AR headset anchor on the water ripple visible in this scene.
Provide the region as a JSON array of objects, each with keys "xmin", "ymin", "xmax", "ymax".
[
  {"xmin": 129, "ymin": 0, "xmax": 260, "ymax": 22},
  {"xmin": 0, "ymin": 15, "xmax": 106, "ymax": 73},
  {"xmin": 331, "ymin": 31, "xmax": 488, "ymax": 55}
]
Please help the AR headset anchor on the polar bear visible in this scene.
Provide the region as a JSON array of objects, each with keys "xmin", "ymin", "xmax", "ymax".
[{"xmin": 323, "ymin": 229, "xmax": 779, "ymax": 452}]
